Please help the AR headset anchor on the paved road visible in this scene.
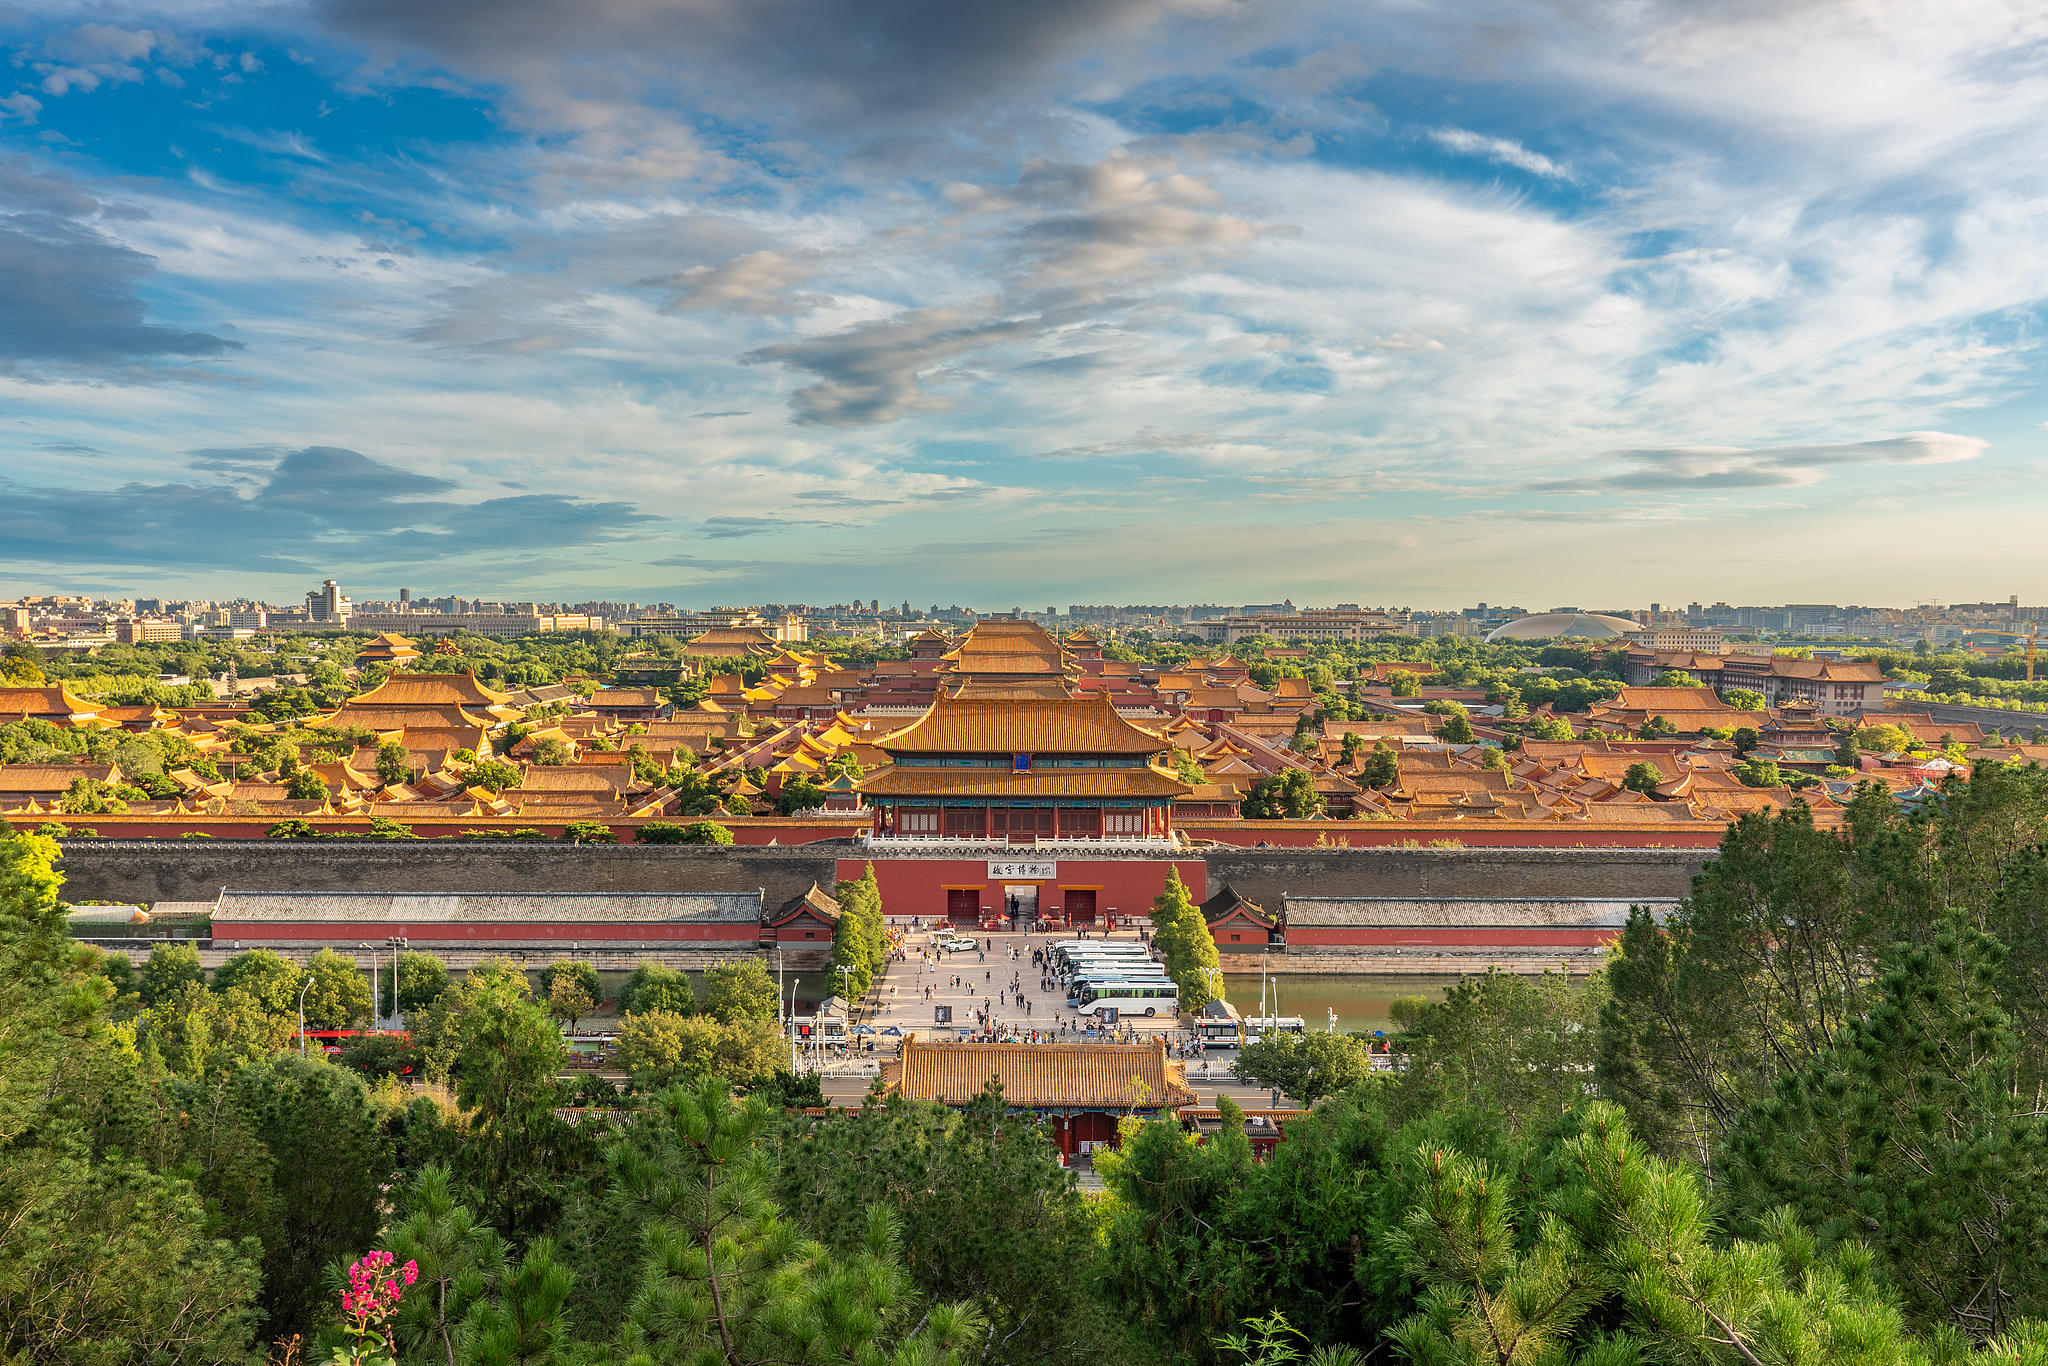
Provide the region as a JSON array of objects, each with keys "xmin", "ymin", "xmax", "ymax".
[{"xmin": 812, "ymin": 927, "xmax": 1299, "ymax": 1111}]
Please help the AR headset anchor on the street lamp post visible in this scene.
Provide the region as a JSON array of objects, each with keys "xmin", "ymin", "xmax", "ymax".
[
  {"xmin": 384, "ymin": 935, "xmax": 408, "ymax": 1027},
  {"xmin": 359, "ymin": 942, "xmax": 374, "ymax": 1033},
  {"xmin": 298, "ymin": 974, "xmax": 313, "ymax": 1058},
  {"xmin": 789, "ymin": 978, "xmax": 800, "ymax": 1074}
]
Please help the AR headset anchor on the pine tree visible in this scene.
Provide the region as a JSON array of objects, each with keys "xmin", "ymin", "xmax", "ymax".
[
  {"xmin": 1719, "ymin": 920, "xmax": 2048, "ymax": 1337},
  {"xmin": 1150, "ymin": 867, "xmax": 1220, "ymax": 1011}
]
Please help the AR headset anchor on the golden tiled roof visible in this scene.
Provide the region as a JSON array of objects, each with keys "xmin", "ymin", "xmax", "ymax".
[
  {"xmin": 344, "ymin": 672, "xmax": 516, "ymax": 708},
  {"xmin": 950, "ymin": 678, "xmax": 1075, "ymax": 700},
  {"xmin": 882, "ymin": 1040, "xmax": 1196, "ymax": 1109},
  {"xmin": 876, "ymin": 690, "xmax": 1168, "ymax": 755},
  {"xmin": 858, "ymin": 766, "xmax": 1190, "ymax": 798},
  {"xmin": 0, "ymin": 686, "xmax": 104, "ymax": 723}
]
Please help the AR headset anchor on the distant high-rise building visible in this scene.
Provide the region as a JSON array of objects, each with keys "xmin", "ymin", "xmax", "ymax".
[{"xmin": 305, "ymin": 579, "xmax": 351, "ymax": 624}]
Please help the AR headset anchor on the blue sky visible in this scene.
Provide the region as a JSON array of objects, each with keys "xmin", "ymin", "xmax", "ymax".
[{"xmin": 4, "ymin": 0, "xmax": 2046, "ymax": 609}]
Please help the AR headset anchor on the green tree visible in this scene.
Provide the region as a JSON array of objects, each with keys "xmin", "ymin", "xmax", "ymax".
[
  {"xmin": 1439, "ymin": 711, "xmax": 1476, "ymax": 744},
  {"xmin": 141, "ymin": 940, "xmax": 205, "ymax": 1005},
  {"xmin": 384, "ymin": 1164, "xmax": 508, "ymax": 1366},
  {"xmin": 387, "ymin": 950, "xmax": 451, "ymax": 1020},
  {"xmin": 1596, "ymin": 802, "xmax": 1890, "ymax": 1163},
  {"xmin": 1150, "ymin": 866, "xmax": 1221, "ymax": 1011},
  {"xmin": 639, "ymin": 819, "xmax": 733, "ymax": 845},
  {"xmin": 286, "ymin": 766, "xmax": 328, "ymax": 800},
  {"xmin": 775, "ymin": 775, "xmax": 828, "ymax": 815},
  {"xmin": 378, "ymin": 739, "xmax": 413, "ymax": 786},
  {"xmin": 1525, "ymin": 714, "xmax": 1575, "ymax": 742},
  {"xmin": 301, "ymin": 945, "xmax": 373, "ymax": 1029},
  {"xmin": 141, "ymin": 981, "xmax": 297, "ymax": 1077},
  {"xmin": 1360, "ymin": 740, "xmax": 1400, "ymax": 789},
  {"xmin": 831, "ymin": 863, "xmax": 885, "ymax": 999},
  {"xmin": 1733, "ymin": 756, "xmax": 1780, "ymax": 788},
  {"xmin": 1175, "ymin": 748, "xmax": 1208, "ymax": 786},
  {"xmin": 702, "ymin": 959, "xmax": 779, "ymax": 1025},
  {"xmin": 540, "ymin": 960, "xmax": 602, "ymax": 1030},
  {"xmin": 618, "ymin": 962, "xmax": 697, "ymax": 1017},
  {"xmin": 560, "ymin": 820, "xmax": 618, "ymax": 844},
  {"xmin": 367, "ymin": 814, "xmax": 419, "ymax": 839},
  {"xmin": 415, "ymin": 966, "xmax": 576, "ymax": 1238},
  {"xmin": 1649, "ymin": 669, "xmax": 1699, "ymax": 687},
  {"xmin": 1384, "ymin": 1106, "xmax": 1921, "ymax": 1366},
  {"xmin": 464, "ymin": 759, "xmax": 525, "ymax": 793},
  {"xmin": 58, "ymin": 773, "xmax": 127, "ymax": 814},
  {"xmin": 1719, "ymin": 920, "xmax": 2048, "ymax": 1336},
  {"xmin": 268, "ymin": 817, "xmax": 318, "ymax": 839},
  {"xmin": 530, "ymin": 735, "xmax": 571, "ymax": 766},
  {"xmin": 773, "ymin": 1085, "xmax": 1138, "ymax": 1366},
  {"xmin": 1244, "ymin": 769, "xmax": 1321, "ymax": 819},
  {"xmin": 613, "ymin": 1011, "xmax": 782, "ymax": 1088},
  {"xmin": 1392, "ymin": 969, "xmax": 1603, "ymax": 1133},
  {"xmin": 1858, "ymin": 722, "xmax": 1916, "ymax": 752},
  {"xmin": 232, "ymin": 1054, "xmax": 394, "ymax": 1341},
  {"xmin": 1732, "ymin": 724, "xmax": 1761, "ymax": 755},
  {"xmin": 212, "ymin": 948, "xmax": 303, "ymax": 1013},
  {"xmin": 1621, "ymin": 762, "xmax": 1662, "ymax": 794},
  {"xmin": 1723, "ymin": 687, "xmax": 1767, "ymax": 710},
  {"xmin": 602, "ymin": 1079, "xmax": 983, "ymax": 1366},
  {"xmin": 1390, "ymin": 670, "xmax": 1420, "ymax": 697},
  {"xmin": 1230, "ymin": 1030, "xmax": 1369, "ymax": 1104}
]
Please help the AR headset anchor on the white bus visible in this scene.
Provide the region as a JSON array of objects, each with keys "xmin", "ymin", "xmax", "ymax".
[
  {"xmin": 1076, "ymin": 979, "xmax": 1181, "ymax": 1018},
  {"xmin": 1065, "ymin": 968, "xmax": 1173, "ymax": 1004},
  {"xmin": 1243, "ymin": 1016, "xmax": 1306, "ymax": 1045},
  {"xmin": 1054, "ymin": 948, "xmax": 1154, "ymax": 978},
  {"xmin": 1052, "ymin": 943, "xmax": 1152, "ymax": 973}
]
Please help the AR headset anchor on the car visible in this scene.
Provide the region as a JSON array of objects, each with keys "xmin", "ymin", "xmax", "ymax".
[{"xmin": 936, "ymin": 934, "xmax": 978, "ymax": 952}]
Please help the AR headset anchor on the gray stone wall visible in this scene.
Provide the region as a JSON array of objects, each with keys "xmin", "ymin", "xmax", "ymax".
[
  {"xmin": 1206, "ymin": 847, "xmax": 1706, "ymax": 907},
  {"xmin": 54, "ymin": 839, "xmax": 840, "ymax": 910}
]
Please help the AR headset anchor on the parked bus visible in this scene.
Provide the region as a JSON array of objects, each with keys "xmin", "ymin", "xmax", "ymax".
[
  {"xmin": 1053, "ymin": 945, "xmax": 1154, "ymax": 979},
  {"xmin": 1188, "ymin": 1000, "xmax": 1245, "ymax": 1050},
  {"xmin": 1066, "ymin": 970, "xmax": 1174, "ymax": 1008},
  {"xmin": 1243, "ymin": 1016, "xmax": 1306, "ymax": 1045},
  {"xmin": 1052, "ymin": 943, "xmax": 1151, "ymax": 972},
  {"xmin": 1076, "ymin": 979, "xmax": 1181, "ymax": 1018}
]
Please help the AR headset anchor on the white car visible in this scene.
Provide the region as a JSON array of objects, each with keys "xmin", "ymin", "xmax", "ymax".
[{"xmin": 933, "ymin": 932, "xmax": 979, "ymax": 952}]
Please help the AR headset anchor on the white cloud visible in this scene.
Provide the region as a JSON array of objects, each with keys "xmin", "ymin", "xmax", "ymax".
[{"xmin": 1427, "ymin": 127, "xmax": 1571, "ymax": 179}]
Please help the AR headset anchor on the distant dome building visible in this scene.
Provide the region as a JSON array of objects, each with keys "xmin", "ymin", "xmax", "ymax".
[{"xmin": 1484, "ymin": 612, "xmax": 1641, "ymax": 642}]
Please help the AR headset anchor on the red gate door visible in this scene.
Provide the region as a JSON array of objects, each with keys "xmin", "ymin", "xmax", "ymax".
[
  {"xmin": 946, "ymin": 888, "xmax": 981, "ymax": 923},
  {"xmin": 1065, "ymin": 889, "xmax": 1097, "ymax": 926}
]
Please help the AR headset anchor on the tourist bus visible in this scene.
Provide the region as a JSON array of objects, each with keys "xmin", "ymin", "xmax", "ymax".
[
  {"xmin": 1188, "ymin": 1000, "xmax": 1245, "ymax": 1050},
  {"xmin": 1242, "ymin": 1016, "xmax": 1307, "ymax": 1045},
  {"xmin": 1052, "ymin": 944, "xmax": 1154, "ymax": 979},
  {"xmin": 1051, "ymin": 942, "xmax": 1152, "ymax": 970},
  {"xmin": 1075, "ymin": 978, "xmax": 1181, "ymax": 1018},
  {"xmin": 1065, "ymin": 969, "xmax": 1174, "ymax": 1008}
]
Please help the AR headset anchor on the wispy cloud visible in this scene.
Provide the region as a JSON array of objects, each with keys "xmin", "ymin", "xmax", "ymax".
[{"xmin": 1426, "ymin": 128, "xmax": 1570, "ymax": 180}]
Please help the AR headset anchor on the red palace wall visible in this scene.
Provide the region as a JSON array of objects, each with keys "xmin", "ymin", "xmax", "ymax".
[{"xmin": 839, "ymin": 856, "xmax": 1206, "ymax": 923}]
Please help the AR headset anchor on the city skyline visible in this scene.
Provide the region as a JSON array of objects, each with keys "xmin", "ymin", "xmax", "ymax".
[{"xmin": 4, "ymin": 3, "xmax": 2047, "ymax": 604}]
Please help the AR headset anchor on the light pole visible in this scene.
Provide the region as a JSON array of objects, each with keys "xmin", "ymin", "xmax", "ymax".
[
  {"xmin": 359, "ymin": 942, "xmax": 374, "ymax": 1034},
  {"xmin": 789, "ymin": 978, "xmax": 800, "ymax": 1074},
  {"xmin": 385, "ymin": 935, "xmax": 408, "ymax": 1027},
  {"xmin": 298, "ymin": 973, "xmax": 313, "ymax": 1058}
]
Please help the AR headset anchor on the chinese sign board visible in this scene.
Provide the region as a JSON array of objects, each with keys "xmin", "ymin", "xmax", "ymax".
[{"xmin": 988, "ymin": 860, "xmax": 1057, "ymax": 879}]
